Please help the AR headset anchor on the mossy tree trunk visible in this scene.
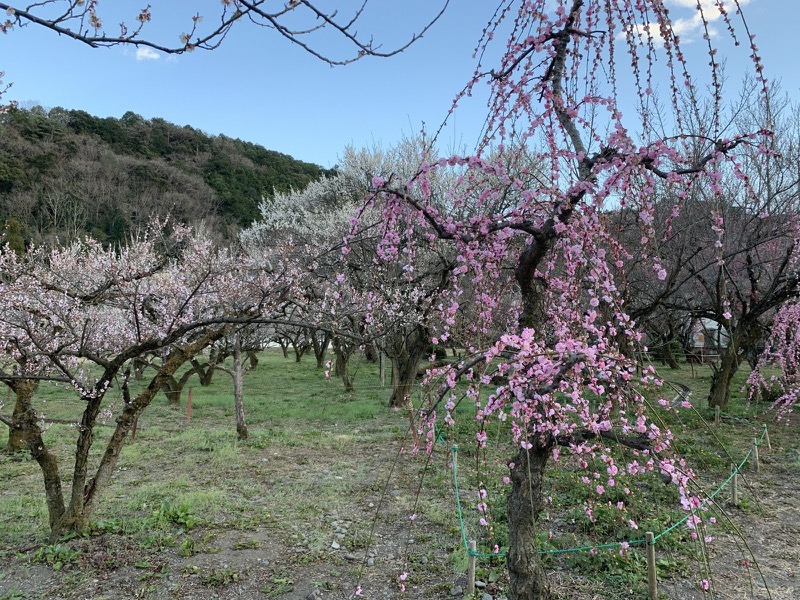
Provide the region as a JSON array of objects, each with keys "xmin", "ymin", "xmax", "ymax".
[
  {"xmin": 387, "ymin": 325, "xmax": 429, "ymax": 408},
  {"xmin": 6, "ymin": 379, "xmax": 39, "ymax": 453}
]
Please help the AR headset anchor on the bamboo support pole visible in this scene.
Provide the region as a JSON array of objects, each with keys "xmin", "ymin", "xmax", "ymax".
[
  {"xmin": 646, "ymin": 531, "xmax": 657, "ymax": 599},
  {"xmin": 731, "ymin": 463, "xmax": 739, "ymax": 506},
  {"xmin": 467, "ymin": 540, "xmax": 476, "ymax": 595},
  {"xmin": 763, "ymin": 425, "xmax": 771, "ymax": 452},
  {"xmin": 753, "ymin": 438, "xmax": 759, "ymax": 472}
]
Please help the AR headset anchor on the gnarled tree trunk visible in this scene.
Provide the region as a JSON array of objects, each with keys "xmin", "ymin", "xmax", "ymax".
[
  {"xmin": 6, "ymin": 379, "xmax": 39, "ymax": 452},
  {"xmin": 708, "ymin": 345, "xmax": 738, "ymax": 410},
  {"xmin": 507, "ymin": 441, "xmax": 552, "ymax": 600},
  {"xmin": 49, "ymin": 334, "xmax": 222, "ymax": 539},
  {"xmin": 387, "ymin": 325, "xmax": 429, "ymax": 408}
]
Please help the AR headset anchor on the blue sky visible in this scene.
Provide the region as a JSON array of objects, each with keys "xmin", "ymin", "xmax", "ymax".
[{"xmin": 2, "ymin": 0, "xmax": 797, "ymax": 168}]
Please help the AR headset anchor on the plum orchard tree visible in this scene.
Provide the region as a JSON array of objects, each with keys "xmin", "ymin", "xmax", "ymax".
[
  {"xmin": 0, "ymin": 223, "xmax": 291, "ymax": 537},
  {"xmin": 242, "ymin": 168, "xmax": 366, "ymax": 389},
  {"xmin": 609, "ymin": 84, "xmax": 800, "ymax": 408},
  {"xmin": 243, "ymin": 141, "xmax": 465, "ymax": 404},
  {"xmin": 336, "ymin": 143, "xmax": 467, "ymax": 407},
  {"xmin": 356, "ymin": 1, "xmax": 769, "ymax": 598}
]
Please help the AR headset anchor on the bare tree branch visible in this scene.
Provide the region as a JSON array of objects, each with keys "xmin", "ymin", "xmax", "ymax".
[{"xmin": 0, "ymin": 0, "xmax": 449, "ymax": 65}]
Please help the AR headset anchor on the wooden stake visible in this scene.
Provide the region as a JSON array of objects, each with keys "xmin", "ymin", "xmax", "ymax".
[
  {"xmin": 467, "ymin": 540, "xmax": 476, "ymax": 596},
  {"xmin": 131, "ymin": 415, "xmax": 138, "ymax": 440},
  {"xmin": 752, "ymin": 438, "xmax": 759, "ymax": 473},
  {"xmin": 763, "ymin": 425, "xmax": 771, "ymax": 452},
  {"xmin": 186, "ymin": 387, "xmax": 193, "ymax": 422},
  {"xmin": 731, "ymin": 463, "xmax": 739, "ymax": 506},
  {"xmin": 646, "ymin": 532, "xmax": 657, "ymax": 600},
  {"xmin": 714, "ymin": 405, "xmax": 720, "ymax": 425}
]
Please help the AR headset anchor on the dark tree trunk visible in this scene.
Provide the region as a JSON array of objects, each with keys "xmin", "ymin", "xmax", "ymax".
[
  {"xmin": 2, "ymin": 380, "xmax": 66, "ymax": 533},
  {"xmin": 161, "ymin": 376, "xmax": 182, "ymax": 404},
  {"xmin": 333, "ymin": 336, "xmax": 355, "ymax": 392},
  {"xmin": 708, "ymin": 345, "xmax": 738, "ymax": 409},
  {"xmin": 132, "ymin": 357, "xmax": 147, "ymax": 381},
  {"xmin": 311, "ymin": 330, "xmax": 331, "ymax": 369},
  {"xmin": 57, "ymin": 387, "xmax": 107, "ymax": 535},
  {"xmin": 6, "ymin": 379, "xmax": 38, "ymax": 452},
  {"xmin": 507, "ymin": 441, "xmax": 552, "ymax": 600},
  {"xmin": 161, "ymin": 364, "xmax": 201, "ymax": 404},
  {"xmin": 662, "ymin": 340, "xmax": 681, "ymax": 370},
  {"xmin": 363, "ymin": 341, "xmax": 378, "ymax": 363},
  {"xmin": 275, "ymin": 337, "xmax": 290, "ymax": 358},
  {"xmin": 506, "ymin": 231, "xmax": 563, "ymax": 598},
  {"xmin": 387, "ymin": 326, "xmax": 429, "ymax": 408},
  {"xmin": 233, "ymin": 335, "xmax": 248, "ymax": 441},
  {"xmin": 190, "ymin": 357, "xmax": 217, "ymax": 386},
  {"xmin": 292, "ymin": 340, "xmax": 307, "ymax": 363}
]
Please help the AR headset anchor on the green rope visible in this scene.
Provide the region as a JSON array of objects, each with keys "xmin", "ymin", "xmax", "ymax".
[{"xmin": 451, "ymin": 425, "xmax": 770, "ymax": 558}]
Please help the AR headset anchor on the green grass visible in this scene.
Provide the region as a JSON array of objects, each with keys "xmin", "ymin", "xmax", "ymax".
[{"xmin": 0, "ymin": 351, "xmax": 797, "ymax": 599}]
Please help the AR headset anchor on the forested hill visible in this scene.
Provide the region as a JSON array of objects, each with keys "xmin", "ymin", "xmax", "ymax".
[{"xmin": 0, "ymin": 106, "xmax": 335, "ymax": 246}]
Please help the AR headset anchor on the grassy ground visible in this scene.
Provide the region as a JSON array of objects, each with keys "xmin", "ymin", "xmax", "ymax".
[{"xmin": 0, "ymin": 351, "xmax": 797, "ymax": 599}]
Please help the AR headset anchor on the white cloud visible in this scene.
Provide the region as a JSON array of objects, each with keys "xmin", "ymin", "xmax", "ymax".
[
  {"xmin": 668, "ymin": 0, "xmax": 752, "ymax": 38},
  {"xmin": 135, "ymin": 47, "xmax": 160, "ymax": 61},
  {"xmin": 628, "ymin": 0, "xmax": 753, "ymax": 46}
]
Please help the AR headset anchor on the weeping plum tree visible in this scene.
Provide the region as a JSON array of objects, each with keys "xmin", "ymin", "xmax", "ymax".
[{"xmin": 355, "ymin": 1, "xmax": 770, "ymax": 597}]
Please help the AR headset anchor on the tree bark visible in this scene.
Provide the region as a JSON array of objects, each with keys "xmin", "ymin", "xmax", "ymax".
[
  {"xmin": 387, "ymin": 325, "xmax": 429, "ymax": 408},
  {"xmin": 233, "ymin": 334, "xmax": 248, "ymax": 441},
  {"xmin": 161, "ymin": 375, "xmax": 182, "ymax": 404},
  {"xmin": 311, "ymin": 330, "xmax": 331, "ymax": 369},
  {"xmin": 132, "ymin": 357, "xmax": 147, "ymax": 381},
  {"xmin": 662, "ymin": 339, "xmax": 681, "ymax": 370},
  {"xmin": 6, "ymin": 379, "xmax": 38, "ymax": 452},
  {"xmin": 708, "ymin": 345, "xmax": 738, "ymax": 409},
  {"xmin": 333, "ymin": 335, "xmax": 355, "ymax": 392},
  {"xmin": 292, "ymin": 340, "xmax": 307, "ymax": 363},
  {"xmin": 507, "ymin": 441, "xmax": 552, "ymax": 600},
  {"xmin": 50, "ymin": 333, "xmax": 223, "ymax": 538},
  {"xmin": 276, "ymin": 337, "xmax": 289, "ymax": 358},
  {"xmin": 2, "ymin": 380, "xmax": 66, "ymax": 532},
  {"xmin": 191, "ymin": 356, "xmax": 218, "ymax": 386}
]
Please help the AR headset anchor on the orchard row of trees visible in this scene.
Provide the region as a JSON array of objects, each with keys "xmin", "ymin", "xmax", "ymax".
[
  {"xmin": 3, "ymin": 1, "xmax": 800, "ymax": 599},
  {"xmin": 0, "ymin": 105, "xmax": 334, "ymax": 246}
]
